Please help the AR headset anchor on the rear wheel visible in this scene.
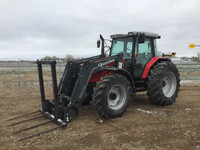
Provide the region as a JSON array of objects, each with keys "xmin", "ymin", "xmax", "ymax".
[
  {"xmin": 146, "ymin": 61, "xmax": 180, "ymax": 105},
  {"xmin": 93, "ymin": 74, "xmax": 132, "ymax": 118}
]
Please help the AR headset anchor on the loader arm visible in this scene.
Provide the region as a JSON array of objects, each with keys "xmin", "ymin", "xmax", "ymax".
[{"xmin": 60, "ymin": 55, "xmax": 125, "ymax": 119}]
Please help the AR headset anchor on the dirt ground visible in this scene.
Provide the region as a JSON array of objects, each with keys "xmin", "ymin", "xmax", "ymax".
[{"xmin": 0, "ymin": 83, "xmax": 200, "ymax": 150}]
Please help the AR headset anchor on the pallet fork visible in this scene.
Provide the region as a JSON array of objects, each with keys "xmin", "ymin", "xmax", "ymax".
[{"xmin": 6, "ymin": 61, "xmax": 67, "ymax": 141}]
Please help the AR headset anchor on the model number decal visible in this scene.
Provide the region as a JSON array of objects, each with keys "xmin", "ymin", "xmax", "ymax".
[{"xmin": 98, "ymin": 59, "xmax": 115, "ymax": 67}]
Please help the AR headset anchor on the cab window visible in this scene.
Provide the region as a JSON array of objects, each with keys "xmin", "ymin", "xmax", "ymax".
[
  {"xmin": 110, "ymin": 37, "xmax": 133, "ymax": 59},
  {"xmin": 134, "ymin": 38, "xmax": 153, "ymax": 77}
]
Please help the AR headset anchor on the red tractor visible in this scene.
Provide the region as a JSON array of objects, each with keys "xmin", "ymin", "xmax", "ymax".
[
  {"xmin": 8, "ymin": 31, "xmax": 180, "ymax": 141},
  {"xmin": 90, "ymin": 32, "xmax": 180, "ymax": 118}
]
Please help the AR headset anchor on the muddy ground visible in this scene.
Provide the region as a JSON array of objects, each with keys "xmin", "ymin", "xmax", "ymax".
[{"xmin": 0, "ymin": 83, "xmax": 200, "ymax": 150}]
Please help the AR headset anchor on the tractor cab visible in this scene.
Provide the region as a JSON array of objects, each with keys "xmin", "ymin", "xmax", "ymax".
[{"xmin": 110, "ymin": 32, "xmax": 160, "ymax": 78}]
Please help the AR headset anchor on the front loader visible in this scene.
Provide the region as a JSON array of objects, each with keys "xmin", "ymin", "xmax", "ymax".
[{"xmin": 7, "ymin": 31, "xmax": 180, "ymax": 141}]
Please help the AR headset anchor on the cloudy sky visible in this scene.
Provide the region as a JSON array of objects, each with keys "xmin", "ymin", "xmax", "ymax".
[{"xmin": 0, "ymin": 0, "xmax": 200, "ymax": 60}]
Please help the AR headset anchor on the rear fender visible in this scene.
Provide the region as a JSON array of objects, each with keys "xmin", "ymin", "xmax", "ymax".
[{"xmin": 142, "ymin": 57, "xmax": 170, "ymax": 78}]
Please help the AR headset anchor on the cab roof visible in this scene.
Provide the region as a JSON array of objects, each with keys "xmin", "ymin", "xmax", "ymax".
[{"xmin": 110, "ymin": 31, "xmax": 161, "ymax": 39}]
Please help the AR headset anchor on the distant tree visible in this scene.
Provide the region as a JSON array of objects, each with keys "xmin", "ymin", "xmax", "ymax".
[
  {"xmin": 181, "ymin": 57, "xmax": 189, "ymax": 61},
  {"xmin": 65, "ymin": 54, "xmax": 74, "ymax": 62},
  {"xmin": 42, "ymin": 56, "xmax": 52, "ymax": 61},
  {"xmin": 42, "ymin": 56, "xmax": 60, "ymax": 61},
  {"xmin": 197, "ymin": 52, "xmax": 200, "ymax": 61},
  {"xmin": 157, "ymin": 51, "xmax": 163, "ymax": 57},
  {"xmin": 52, "ymin": 56, "xmax": 59, "ymax": 60},
  {"xmin": 75, "ymin": 57, "xmax": 84, "ymax": 60}
]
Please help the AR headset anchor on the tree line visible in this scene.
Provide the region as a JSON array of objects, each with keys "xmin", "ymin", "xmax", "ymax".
[{"xmin": 42, "ymin": 55, "xmax": 84, "ymax": 62}]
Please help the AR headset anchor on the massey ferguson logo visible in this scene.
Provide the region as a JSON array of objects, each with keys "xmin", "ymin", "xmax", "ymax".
[{"xmin": 98, "ymin": 59, "xmax": 115, "ymax": 67}]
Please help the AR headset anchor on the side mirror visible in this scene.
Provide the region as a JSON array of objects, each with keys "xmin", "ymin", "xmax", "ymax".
[
  {"xmin": 138, "ymin": 33, "xmax": 145, "ymax": 43},
  {"xmin": 97, "ymin": 40, "xmax": 100, "ymax": 48}
]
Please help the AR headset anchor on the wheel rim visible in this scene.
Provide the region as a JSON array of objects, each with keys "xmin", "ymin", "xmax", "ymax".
[
  {"xmin": 107, "ymin": 85, "xmax": 126, "ymax": 110},
  {"xmin": 162, "ymin": 71, "xmax": 177, "ymax": 98}
]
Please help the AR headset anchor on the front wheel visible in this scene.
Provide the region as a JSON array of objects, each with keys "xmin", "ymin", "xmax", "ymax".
[
  {"xmin": 146, "ymin": 61, "xmax": 180, "ymax": 106},
  {"xmin": 93, "ymin": 74, "xmax": 132, "ymax": 118}
]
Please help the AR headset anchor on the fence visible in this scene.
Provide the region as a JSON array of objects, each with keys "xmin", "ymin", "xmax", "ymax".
[
  {"xmin": 0, "ymin": 61, "xmax": 200, "ymax": 87},
  {"xmin": 0, "ymin": 61, "xmax": 67, "ymax": 87},
  {"xmin": 176, "ymin": 63, "xmax": 200, "ymax": 80}
]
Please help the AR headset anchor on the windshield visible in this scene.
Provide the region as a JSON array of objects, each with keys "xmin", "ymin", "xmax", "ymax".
[{"xmin": 110, "ymin": 37, "xmax": 133, "ymax": 59}]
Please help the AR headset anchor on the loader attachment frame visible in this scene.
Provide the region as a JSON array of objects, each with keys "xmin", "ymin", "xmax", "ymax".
[
  {"xmin": 36, "ymin": 60, "xmax": 68, "ymax": 124},
  {"xmin": 6, "ymin": 61, "xmax": 67, "ymax": 141}
]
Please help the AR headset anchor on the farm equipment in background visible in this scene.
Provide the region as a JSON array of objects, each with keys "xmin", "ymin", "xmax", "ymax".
[
  {"xmin": 7, "ymin": 31, "xmax": 180, "ymax": 141},
  {"xmin": 162, "ymin": 52, "xmax": 176, "ymax": 57}
]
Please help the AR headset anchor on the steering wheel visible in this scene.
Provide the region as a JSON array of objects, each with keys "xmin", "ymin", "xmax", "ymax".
[
  {"xmin": 126, "ymin": 48, "xmax": 132, "ymax": 53},
  {"xmin": 126, "ymin": 48, "xmax": 132, "ymax": 57}
]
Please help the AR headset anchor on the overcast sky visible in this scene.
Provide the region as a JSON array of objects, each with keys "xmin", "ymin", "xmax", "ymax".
[{"xmin": 0, "ymin": 0, "xmax": 200, "ymax": 60}]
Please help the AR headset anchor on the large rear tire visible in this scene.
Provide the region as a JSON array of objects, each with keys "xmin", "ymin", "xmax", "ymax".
[
  {"xmin": 146, "ymin": 61, "xmax": 180, "ymax": 106},
  {"xmin": 93, "ymin": 74, "xmax": 132, "ymax": 118}
]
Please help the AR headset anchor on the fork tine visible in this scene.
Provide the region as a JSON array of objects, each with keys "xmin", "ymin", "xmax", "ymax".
[
  {"xmin": 8, "ymin": 115, "xmax": 44, "ymax": 127},
  {"xmin": 5, "ymin": 110, "xmax": 40, "ymax": 122},
  {"xmin": 18, "ymin": 124, "xmax": 66, "ymax": 141},
  {"xmin": 12, "ymin": 119, "xmax": 53, "ymax": 134}
]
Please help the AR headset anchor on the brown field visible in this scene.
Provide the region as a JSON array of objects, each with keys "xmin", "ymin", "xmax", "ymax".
[{"xmin": 0, "ymin": 83, "xmax": 200, "ymax": 150}]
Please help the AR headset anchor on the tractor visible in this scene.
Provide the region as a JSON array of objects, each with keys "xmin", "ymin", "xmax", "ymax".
[{"xmin": 8, "ymin": 31, "xmax": 180, "ymax": 141}]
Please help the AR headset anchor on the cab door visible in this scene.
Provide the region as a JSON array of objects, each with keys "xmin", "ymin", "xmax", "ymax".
[{"xmin": 133, "ymin": 37, "xmax": 155, "ymax": 78}]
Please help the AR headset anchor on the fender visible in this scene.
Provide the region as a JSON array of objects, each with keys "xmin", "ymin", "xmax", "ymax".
[
  {"xmin": 90, "ymin": 67, "xmax": 136, "ymax": 93},
  {"xmin": 141, "ymin": 57, "xmax": 170, "ymax": 78}
]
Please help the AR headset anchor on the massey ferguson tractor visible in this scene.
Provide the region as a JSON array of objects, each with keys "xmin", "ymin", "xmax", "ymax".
[{"xmin": 8, "ymin": 31, "xmax": 180, "ymax": 141}]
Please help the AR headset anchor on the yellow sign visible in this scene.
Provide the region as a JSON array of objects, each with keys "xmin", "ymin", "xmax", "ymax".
[{"xmin": 189, "ymin": 44, "xmax": 195, "ymax": 48}]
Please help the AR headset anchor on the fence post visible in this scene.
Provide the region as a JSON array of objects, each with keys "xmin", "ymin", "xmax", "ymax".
[
  {"xmin": 58, "ymin": 61, "xmax": 61, "ymax": 82},
  {"xmin": 17, "ymin": 59, "xmax": 21, "ymax": 86}
]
